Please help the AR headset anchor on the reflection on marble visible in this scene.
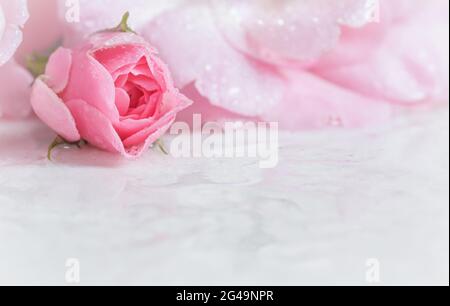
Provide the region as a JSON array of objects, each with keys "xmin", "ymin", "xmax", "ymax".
[{"xmin": 0, "ymin": 109, "xmax": 449, "ymax": 285}]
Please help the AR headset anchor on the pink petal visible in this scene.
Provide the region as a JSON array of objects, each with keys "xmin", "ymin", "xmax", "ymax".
[
  {"xmin": 0, "ymin": 0, "xmax": 29, "ymax": 65},
  {"xmin": 115, "ymin": 74, "xmax": 129, "ymax": 87},
  {"xmin": 0, "ymin": 59, "xmax": 33, "ymax": 118},
  {"xmin": 144, "ymin": 4, "xmax": 284, "ymax": 117},
  {"xmin": 65, "ymin": 99, "xmax": 124, "ymax": 153},
  {"xmin": 123, "ymin": 117, "xmax": 175, "ymax": 159},
  {"xmin": 45, "ymin": 47, "xmax": 72, "ymax": 93},
  {"xmin": 122, "ymin": 114, "xmax": 175, "ymax": 149},
  {"xmin": 89, "ymin": 32, "xmax": 153, "ymax": 52},
  {"xmin": 263, "ymin": 70, "xmax": 392, "ymax": 130},
  {"xmin": 315, "ymin": 51, "xmax": 430, "ymax": 104},
  {"xmin": 0, "ymin": 0, "xmax": 29, "ymax": 25},
  {"xmin": 313, "ymin": 0, "xmax": 449, "ymax": 104},
  {"xmin": 92, "ymin": 44, "xmax": 146, "ymax": 75},
  {"xmin": 117, "ymin": 91, "xmax": 192, "ymax": 146},
  {"xmin": 175, "ymin": 83, "xmax": 257, "ymax": 126},
  {"xmin": 145, "ymin": 54, "xmax": 175, "ymax": 92},
  {"xmin": 158, "ymin": 90, "xmax": 193, "ymax": 116},
  {"xmin": 114, "ymin": 117, "xmax": 156, "ymax": 140},
  {"xmin": 115, "ymin": 87, "xmax": 130, "ymax": 116},
  {"xmin": 30, "ymin": 78, "xmax": 80, "ymax": 142},
  {"xmin": 62, "ymin": 50, "xmax": 119, "ymax": 122},
  {"xmin": 0, "ymin": 25, "xmax": 24, "ymax": 66},
  {"xmin": 65, "ymin": 97, "xmax": 178, "ymax": 159},
  {"xmin": 124, "ymin": 92, "xmax": 192, "ymax": 147},
  {"xmin": 131, "ymin": 63, "xmax": 151, "ymax": 76},
  {"xmin": 128, "ymin": 74, "xmax": 159, "ymax": 91},
  {"xmin": 210, "ymin": 0, "xmax": 378, "ymax": 66}
]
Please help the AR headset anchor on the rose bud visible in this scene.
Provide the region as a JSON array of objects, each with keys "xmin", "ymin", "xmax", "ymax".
[{"xmin": 30, "ymin": 15, "xmax": 192, "ymax": 159}]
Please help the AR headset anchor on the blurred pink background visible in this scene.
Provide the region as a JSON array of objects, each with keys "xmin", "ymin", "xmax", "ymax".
[{"xmin": 18, "ymin": 0, "xmax": 61, "ymax": 59}]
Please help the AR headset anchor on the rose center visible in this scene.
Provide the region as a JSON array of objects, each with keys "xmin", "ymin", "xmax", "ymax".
[{"xmin": 113, "ymin": 57, "xmax": 161, "ymax": 120}]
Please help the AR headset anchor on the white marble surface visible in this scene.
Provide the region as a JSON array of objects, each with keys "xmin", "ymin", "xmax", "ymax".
[{"xmin": 0, "ymin": 108, "xmax": 449, "ymax": 285}]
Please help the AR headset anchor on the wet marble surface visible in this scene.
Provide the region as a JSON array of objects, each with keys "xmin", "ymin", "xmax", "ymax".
[{"xmin": 0, "ymin": 109, "xmax": 449, "ymax": 285}]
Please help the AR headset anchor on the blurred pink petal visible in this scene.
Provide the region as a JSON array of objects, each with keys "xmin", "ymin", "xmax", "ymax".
[
  {"xmin": 145, "ymin": 1, "xmax": 392, "ymax": 128},
  {"xmin": 0, "ymin": 0, "xmax": 29, "ymax": 65},
  {"xmin": 144, "ymin": 3, "xmax": 284, "ymax": 117},
  {"xmin": 314, "ymin": 0, "xmax": 450, "ymax": 104},
  {"xmin": 0, "ymin": 59, "xmax": 33, "ymax": 118},
  {"xmin": 211, "ymin": 0, "xmax": 379, "ymax": 66},
  {"xmin": 176, "ymin": 84, "xmax": 257, "ymax": 127},
  {"xmin": 265, "ymin": 70, "xmax": 392, "ymax": 130},
  {"xmin": 48, "ymin": 0, "xmax": 447, "ymax": 130}
]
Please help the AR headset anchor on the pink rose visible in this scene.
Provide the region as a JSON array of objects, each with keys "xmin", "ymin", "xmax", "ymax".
[{"xmin": 30, "ymin": 31, "xmax": 192, "ymax": 158}]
